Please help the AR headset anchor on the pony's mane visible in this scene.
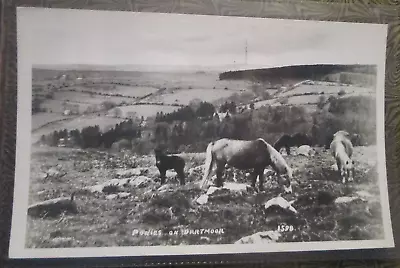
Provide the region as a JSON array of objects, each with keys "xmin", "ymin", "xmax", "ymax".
[
  {"xmin": 257, "ymin": 138, "xmax": 291, "ymax": 175},
  {"xmin": 334, "ymin": 130, "xmax": 351, "ymax": 139}
]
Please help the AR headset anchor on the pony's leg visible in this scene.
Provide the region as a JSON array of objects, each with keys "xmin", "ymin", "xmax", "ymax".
[
  {"xmin": 200, "ymin": 153, "xmax": 215, "ymax": 188},
  {"xmin": 176, "ymin": 168, "xmax": 185, "ymax": 186},
  {"xmin": 250, "ymin": 170, "xmax": 258, "ymax": 189},
  {"xmin": 232, "ymin": 170, "xmax": 238, "ymax": 182},
  {"xmin": 159, "ymin": 169, "xmax": 167, "ymax": 185},
  {"xmin": 336, "ymin": 159, "xmax": 343, "ymax": 183},
  {"xmin": 348, "ymin": 162, "xmax": 355, "ymax": 182},
  {"xmin": 286, "ymin": 146, "xmax": 290, "ymax": 155},
  {"xmin": 340, "ymin": 168, "xmax": 346, "ymax": 184},
  {"xmin": 257, "ymin": 168, "xmax": 265, "ymax": 192},
  {"xmin": 215, "ymin": 163, "xmax": 225, "ymax": 188}
]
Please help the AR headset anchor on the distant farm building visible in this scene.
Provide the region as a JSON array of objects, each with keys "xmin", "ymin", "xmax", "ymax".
[{"xmin": 62, "ymin": 103, "xmax": 79, "ymax": 115}]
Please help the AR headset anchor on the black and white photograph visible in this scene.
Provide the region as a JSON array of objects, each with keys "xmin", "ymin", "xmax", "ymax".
[{"xmin": 9, "ymin": 7, "xmax": 394, "ymax": 258}]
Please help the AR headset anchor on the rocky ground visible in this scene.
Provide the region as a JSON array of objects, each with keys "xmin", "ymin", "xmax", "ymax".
[{"xmin": 25, "ymin": 145, "xmax": 384, "ymax": 248}]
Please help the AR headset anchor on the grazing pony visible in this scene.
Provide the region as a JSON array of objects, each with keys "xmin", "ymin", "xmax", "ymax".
[
  {"xmin": 330, "ymin": 130, "xmax": 355, "ymax": 184},
  {"xmin": 350, "ymin": 133, "xmax": 363, "ymax": 147},
  {"xmin": 154, "ymin": 148, "xmax": 186, "ymax": 185},
  {"xmin": 200, "ymin": 138, "xmax": 294, "ymax": 193},
  {"xmin": 274, "ymin": 133, "xmax": 312, "ymax": 155}
]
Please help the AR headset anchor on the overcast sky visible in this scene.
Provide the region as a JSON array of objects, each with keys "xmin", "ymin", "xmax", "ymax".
[{"xmin": 17, "ymin": 7, "xmax": 388, "ymax": 71}]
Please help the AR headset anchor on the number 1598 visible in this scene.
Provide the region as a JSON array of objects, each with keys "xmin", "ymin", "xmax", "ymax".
[{"xmin": 277, "ymin": 224, "xmax": 294, "ymax": 232}]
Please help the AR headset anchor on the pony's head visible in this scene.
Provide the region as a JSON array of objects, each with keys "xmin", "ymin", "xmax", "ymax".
[{"xmin": 264, "ymin": 139, "xmax": 294, "ymax": 194}]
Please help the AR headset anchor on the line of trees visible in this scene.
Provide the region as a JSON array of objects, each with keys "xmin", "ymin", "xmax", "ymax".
[
  {"xmin": 39, "ymin": 95, "xmax": 376, "ymax": 154},
  {"xmin": 40, "ymin": 119, "xmax": 141, "ymax": 149},
  {"xmin": 155, "ymin": 101, "xmax": 216, "ymax": 122}
]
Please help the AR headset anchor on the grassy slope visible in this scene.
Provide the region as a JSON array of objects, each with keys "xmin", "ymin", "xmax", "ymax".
[{"xmin": 26, "ymin": 145, "xmax": 383, "ymax": 248}]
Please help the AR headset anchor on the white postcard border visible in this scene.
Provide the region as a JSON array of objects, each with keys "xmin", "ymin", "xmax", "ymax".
[{"xmin": 8, "ymin": 7, "xmax": 395, "ymax": 259}]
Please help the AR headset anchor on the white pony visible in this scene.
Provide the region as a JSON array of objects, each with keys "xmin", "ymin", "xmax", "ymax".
[
  {"xmin": 330, "ymin": 130, "xmax": 355, "ymax": 183},
  {"xmin": 200, "ymin": 138, "xmax": 293, "ymax": 193}
]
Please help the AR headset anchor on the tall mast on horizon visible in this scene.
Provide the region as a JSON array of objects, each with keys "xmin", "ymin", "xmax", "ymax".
[{"xmin": 245, "ymin": 39, "xmax": 248, "ymax": 65}]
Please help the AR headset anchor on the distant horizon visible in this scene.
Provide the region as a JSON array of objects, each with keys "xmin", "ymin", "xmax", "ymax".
[
  {"xmin": 31, "ymin": 63, "xmax": 378, "ymax": 74},
  {"xmin": 19, "ymin": 7, "xmax": 387, "ymax": 70}
]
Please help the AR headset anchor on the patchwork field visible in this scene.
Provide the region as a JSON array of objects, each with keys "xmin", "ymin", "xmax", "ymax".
[
  {"xmin": 32, "ymin": 113, "xmax": 77, "ymax": 131},
  {"xmin": 79, "ymin": 85, "xmax": 159, "ymax": 98},
  {"xmin": 279, "ymin": 83, "xmax": 372, "ymax": 98},
  {"xmin": 54, "ymin": 90, "xmax": 134, "ymax": 104},
  {"xmin": 146, "ymin": 88, "xmax": 236, "ymax": 105},
  {"xmin": 31, "ymin": 115, "xmax": 125, "ymax": 144}
]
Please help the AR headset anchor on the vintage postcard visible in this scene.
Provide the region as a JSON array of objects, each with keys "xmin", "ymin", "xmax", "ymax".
[{"xmin": 9, "ymin": 7, "xmax": 394, "ymax": 259}]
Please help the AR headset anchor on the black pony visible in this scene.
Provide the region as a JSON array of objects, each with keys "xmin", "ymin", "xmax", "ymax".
[
  {"xmin": 274, "ymin": 133, "xmax": 312, "ymax": 155},
  {"xmin": 154, "ymin": 148, "xmax": 186, "ymax": 185}
]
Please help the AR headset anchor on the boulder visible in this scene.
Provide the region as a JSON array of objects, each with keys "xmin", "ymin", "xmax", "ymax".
[
  {"xmin": 264, "ymin": 196, "xmax": 298, "ymax": 214},
  {"xmin": 118, "ymin": 192, "xmax": 131, "ymax": 199},
  {"xmin": 297, "ymin": 145, "xmax": 314, "ymax": 157},
  {"xmin": 196, "ymin": 183, "xmax": 251, "ymax": 205},
  {"xmin": 116, "ymin": 168, "xmax": 144, "ymax": 177},
  {"xmin": 85, "ymin": 184, "xmax": 106, "ymax": 194},
  {"xmin": 263, "ymin": 168, "xmax": 274, "ymax": 175},
  {"xmin": 196, "ymin": 194, "xmax": 209, "ymax": 205},
  {"xmin": 157, "ymin": 184, "xmax": 176, "ymax": 193},
  {"xmin": 28, "ymin": 194, "xmax": 77, "ymax": 218},
  {"xmin": 223, "ymin": 182, "xmax": 250, "ymax": 193},
  {"xmin": 106, "ymin": 192, "xmax": 131, "ymax": 200},
  {"xmin": 206, "ymin": 186, "xmax": 220, "ymax": 195},
  {"xmin": 106, "ymin": 194, "xmax": 118, "ymax": 200},
  {"xmin": 44, "ymin": 167, "xmax": 66, "ymax": 179},
  {"xmin": 128, "ymin": 176, "xmax": 152, "ymax": 188},
  {"xmin": 165, "ymin": 170, "xmax": 177, "ymax": 178},
  {"xmin": 235, "ymin": 230, "xmax": 281, "ymax": 244},
  {"xmin": 50, "ymin": 237, "xmax": 75, "ymax": 247},
  {"xmin": 335, "ymin": 196, "xmax": 363, "ymax": 204}
]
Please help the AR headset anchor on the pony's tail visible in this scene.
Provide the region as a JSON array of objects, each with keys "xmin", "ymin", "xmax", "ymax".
[{"xmin": 200, "ymin": 142, "xmax": 214, "ymax": 189}]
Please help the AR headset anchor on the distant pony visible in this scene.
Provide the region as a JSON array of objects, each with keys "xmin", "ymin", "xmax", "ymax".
[
  {"xmin": 154, "ymin": 148, "xmax": 186, "ymax": 186},
  {"xmin": 350, "ymin": 133, "xmax": 363, "ymax": 147},
  {"xmin": 200, "ymin": 138, "xmax": 294, "ymax": 193},
  {"xmin": 330, "ymin": 130, "xmax": 355, "ymax": 184},
  {"xmin": 274, "ymin": 133, "xmax": 312, "ymax": 155}
]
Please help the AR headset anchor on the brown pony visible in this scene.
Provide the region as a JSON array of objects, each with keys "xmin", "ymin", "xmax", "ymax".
[
  {"xmin": 200, "ymin": 138, "xmax": 293, "ymax": 193},
  {"xmin": 330, "ymin": 130, "xmax": 355, "ymax": 183}
]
